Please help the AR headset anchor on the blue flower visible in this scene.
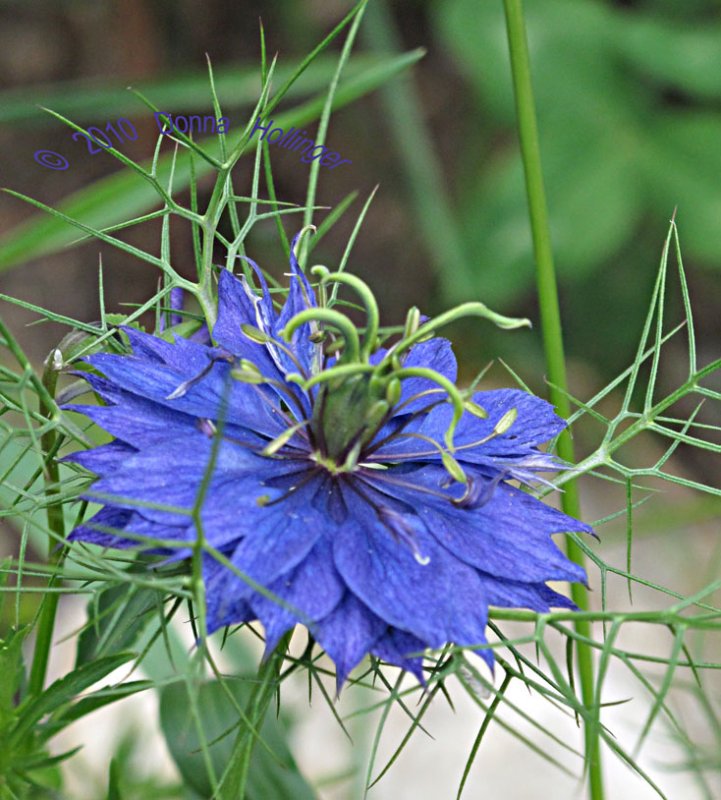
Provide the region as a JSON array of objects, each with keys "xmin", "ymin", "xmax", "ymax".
[{"xmin": 65, "ymin": 232, "xmax": 590, "ymax": 688}]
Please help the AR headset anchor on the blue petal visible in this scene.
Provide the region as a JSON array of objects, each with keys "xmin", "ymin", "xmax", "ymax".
[
  {"xmin": 312, "ymin": 593, "xmax": 386, "ymax": 691},
  {"xmin": 371, "ymin": 628, "xmax": 427, "ymax": 683},
  {"xmin": 224, "ymin": 477, "xmax": 329, "ymax": 604},
  {"xmin": 333, "ymin": 487, "xmax": 490, "ymax": 651},
  {"xmin": 64, "ymin": 396, "xmax": 201, "ymax": 449},
  {"xmin": 204, "ymin": 552, "xmax": 255, "ymax": 632},
  {"xmin": 62, "ymin": 440, "xmax": 136, "ymax": 472},
  {"xmin": 212, "ymin": 269, "xmax": 276, "ymax": 358},
  {"xmin": 275, "ymin": 232, "xmax": 319, "ymax": 375},
  {"xmin": 250, "ymin": 534, "xmax": 345, "ymax": 654},
  {"xmin": 426, "ymin": 485, "xmax": 589, "ymax": 583},
  {"xmin": 373, "ymin": 464, "xmax": 589, "ymax": 584},
  {"xmin": 67, "ymin": 506, "xmax": 135, "ymax": 548},
  {"xmin": 480, "ymin": 573, "xmax": 578, "ymax": 612},
  {"xmin": 85, "ymin": 351, "xmax": 286, "ymax": 438},
  {"xmin": 210, "ymin": 269, "xmax": 317, "ymax": 413},
  {"xmin": 86, "ymin": 438, "xmax": 307, "ymax": 537},
  {"xmin": 123, "ymin": 326, "xmax": 220, "ymax": 373},
  {"xmin": 64, "ymin": 389, "xmax": 267, "ymax": 452},
  {"xmin": 68, "ymin": 506, "xmax": 191, "ymax": 551},
  {"xmin": 203, "ymin": 481, "xmax": 330, "ymax": 633},
  {"xmin": 396, "ymin": 337, "xmax": 458, "ymax": 414}
]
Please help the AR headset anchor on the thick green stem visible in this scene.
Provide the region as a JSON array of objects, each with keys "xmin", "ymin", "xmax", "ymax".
[
  {"xmin": 27, "ymin": 351, "xmax": 66, "ymax": 697},
  {"xmin": 215, "ymin": 634, "xmax": 291, "ymax": 799},
  {"xmin": 502, "ymin": 2, "xmax": 604, "ymax": 798}
]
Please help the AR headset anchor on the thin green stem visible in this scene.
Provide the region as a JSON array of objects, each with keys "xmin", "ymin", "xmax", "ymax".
[
  {"xmin": 502, "ymin": 2, "xmax": 604, "ymax": 798},
  {"xmin": 27, "ymin": 350, "xmax": 66, "ymax": 697},
  {"xmin": 553, "ymin": 358, "xmax": 721, "ymax": 491}
]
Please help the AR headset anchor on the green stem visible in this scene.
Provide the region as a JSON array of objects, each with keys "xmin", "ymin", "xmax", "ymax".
[
  {"xmin": 502, "ymin": 2, "xmax": 604, "ymax": 798},
  {"xmin": 554, "ymin": 359, "xmax": 721, "ymax": 491},
  {"xmin": 215, "ymin": 634, "xmax": 291, "ymax": 799},
  {"xmin": 27, "ymin": 350, "xmax": 66, "ymax": 697}
]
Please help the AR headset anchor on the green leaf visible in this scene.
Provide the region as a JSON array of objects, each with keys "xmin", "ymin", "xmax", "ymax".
[
  {"xmin": 645, "ymin": 112, "xmax": 721, "ymax": 262},
  {"xmin": 0, "ymin": 626, "xmax": 28, "ymax": 735},
  {"xmin": 617, "ymin": 15, "xmax": 721, "ymax": 101},
  {"xmin": 107, "ymin": 758, "xmax": 123, "ymax": 800},
  {"xmin": 12, "ymin": 652, "xmax": 134, "ymax": 745},
  {"xmin": 458, "ymin": 110, "xmax": 644, "ymax": 304},
  {"xmin": 0, "ymin": 54, "xmax": 400, "ymax": 126},
  {"xmin": 435, "ymin": 0, "xmax": 618, "ymax": 123},
  {"xmin": 434, "ymin": 0, "xmax": 721, "ymax": 313},
  {"xmin": 76, "ymin": 579, "xmax": 162, "ymax": 667},
  {"xmin": 45, "ymin": 680, "xmax": 153, "ymax": 736},
  {"xmin": 160, "ymin": 679, "xmax": 316, "ymax": 800}
]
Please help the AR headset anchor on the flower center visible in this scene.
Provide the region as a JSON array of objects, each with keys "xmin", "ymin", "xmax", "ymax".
[
  {"xmin": 309, "ymin": 450, "xmax": 356, "ymax": 476},
  {"xmin": 310, "ymin": 374, "xmax": 390, "ymax": 464}
]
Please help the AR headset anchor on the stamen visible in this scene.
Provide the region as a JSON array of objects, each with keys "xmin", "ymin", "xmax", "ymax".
[
  {"xmin": 241, "ymin": 323, "xmax": 313, "ymax": 381},
  {"xmin": 357, "ymin": 470, "xmax": 452, "ymax": 504},
  {"xmin": 196, "ymin": 418, "xmax": 217, "ymax": 437},
  {"xmin": 221, "ymin": 431, "xmax": 306, "ymax": 455},
  {"xmin": 165, "ymin": 353, "xmax": 233, "ymax": 400},
  {"xmin": 403, "ymin": 306, "xmax": 421, "ymax": 339},
  {"xmin": 363, "ymin": 395, "xmax": 449, "ymax": 455},
  {"xmin": 368, "ymin": 417, "xmax": 520, "ymax": 462},
  {"xmin": 385, "ymin": 366, "xmax": 469, "ymax": 451},
  {"xmin": 367, "ymin": 430, "xmax": 467, "ymax": 484},
  {"xmin": 253, "ymin": 374, "xmax": 312, "ymax": 422},
  {"xmin": 246, "ymin": 381, "xmax": 310, "ymax": 440},
  {"xmin": 261, "ymin": 420, "xmax": 310, "ymax": 457},
  {"xmin": 259, "ymin": 467, "xmax": 320, "ymax": 507}
]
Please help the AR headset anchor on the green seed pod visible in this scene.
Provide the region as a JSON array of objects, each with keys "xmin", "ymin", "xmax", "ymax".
[{"xmin": 312, "ymin": 374, "xmax": 375, "ymax": 460}]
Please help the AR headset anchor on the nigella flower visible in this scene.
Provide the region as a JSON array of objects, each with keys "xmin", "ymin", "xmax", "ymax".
[{"xmin": 65, "ymin": 231, "xmax": 591, "ymax": 688}]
